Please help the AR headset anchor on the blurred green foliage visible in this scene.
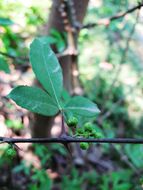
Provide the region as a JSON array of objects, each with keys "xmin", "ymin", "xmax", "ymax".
[
  {"xmin": 0, "ymin": 0, "xmax": 143, "ymax": 189},
  {"xmin": 0, "ymin": 55, "xmax": 10, "ymax": 73},
  {"xmin": 5, "ymin": 119, "xmax": 24, "ymax": 131}
]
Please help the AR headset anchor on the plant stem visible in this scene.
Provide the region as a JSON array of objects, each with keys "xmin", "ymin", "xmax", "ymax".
[{"xmin": 61, "ymin": 113, "xmax": 66, "ymax": 135}]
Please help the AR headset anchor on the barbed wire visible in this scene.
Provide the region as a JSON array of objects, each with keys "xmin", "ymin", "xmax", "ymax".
[
  {"xmin": 82, "ymin": 2, "xmax": 143, "ymax": 29},
  {"xmin": 1, "ymin": 136, "xmax": 143, "ymax": 144}
]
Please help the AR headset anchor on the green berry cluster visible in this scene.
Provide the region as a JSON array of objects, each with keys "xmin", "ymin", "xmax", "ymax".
[
  {"xmin": 77, "ymin": 122, "xmax": 102, "ymax": 150},
  {"xmin": 65, "ymin": 113, "xmax": 102, "ymax": 150},
  {"xmin": 77, "ymin": 122, "xmax": 102, "ymax": 139},
  {"xmin": 80, "ymin": 142, "xmax": 89, "ymax": 150},
  {"xmin": 67, "ymin": 116, "xmax": 78, "ymax": 127}
]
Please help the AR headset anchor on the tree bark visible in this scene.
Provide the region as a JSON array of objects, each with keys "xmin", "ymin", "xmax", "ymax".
[{"xmin": 31, "ymin": 0, "xmax": 89, "ymax": 138}]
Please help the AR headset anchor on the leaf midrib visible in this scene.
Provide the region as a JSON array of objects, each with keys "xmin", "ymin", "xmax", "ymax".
[
  {"xmin": 66, "ymin": 106, "xmax": 98, "ymax": 112},
  {"xmin": 40, "ymin": 42, "xmax": 62, "ymax": 110}
]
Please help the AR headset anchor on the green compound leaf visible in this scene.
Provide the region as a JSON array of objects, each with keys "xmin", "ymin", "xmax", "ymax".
[
  {"xmin": 0, "ymin": 18, "xmax": 14, "ymax": 26},
  {"xmin": 7, "ymin": 86, "xmax": 59, "ymax": 116},
  {"xmin": 30, "ymin": 38, "xmax": 63, "ymax": 110},
  {"xmin": 64, "ymin": 96, "xmax": 100, "ymax": 117},
  {"xmin": 0, "ymin": 56, "xmax": 10, "ymax": 73}
]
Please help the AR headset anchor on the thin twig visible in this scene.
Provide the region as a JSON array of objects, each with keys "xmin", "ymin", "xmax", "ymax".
[
  {"xmin": 113, "ymin": 144, "xmax": 139, "ymax": 174},
  {"xmin": 82, "ymin": 2, "xmax": 143, "ymax": 29},
  {"xmin": 97, "ymin": 9, "xmax": 140, "ymax": 122},
  {"xmin": 1, "ymin": 136, "xmax": 143, "ymax": 144},
  {"xmin": 108, "ymin": 10, "xmax": 140, "ymax": 92},
  {"xmin": 98, "ymin": 83, "xmax": 139, "ymax": 123}
]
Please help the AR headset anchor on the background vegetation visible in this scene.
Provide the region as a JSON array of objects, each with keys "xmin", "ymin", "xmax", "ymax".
[{"xmin": 0, "ymin": 0, "xmax": 143, "ymax": 189}]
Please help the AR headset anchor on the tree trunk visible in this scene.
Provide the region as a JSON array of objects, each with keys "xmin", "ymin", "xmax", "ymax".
[{"xmin": 31, "ymin": 0, "xmax": 89, "ymax": 138}]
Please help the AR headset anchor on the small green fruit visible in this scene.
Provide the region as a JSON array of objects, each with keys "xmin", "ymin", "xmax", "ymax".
[
  {"xmin": 6, "ymin": 148, "xmax": 16, "ymax": 157},
  {"xmin": 80, "ymin": 142, "xmax": 89, "ymax": 150},
  {"xmin": 95, "ymin": 132, "xmax": 102, "ymax": 138},
  {"xmin": 84, "ymin": 132, "xmax": 90, "ymax": 138},
  {"xmin": 92, "ymin": 131, "xmax": 102, "ymax": 138},
  {"xmin": 84, "ymin": 122, "xmax": 93, "ymax": 132},
  {"xmin": 76, "ymin": 127, "xmax": 84, "ymax": 134},
  {"xmin": 67, "ymin": 116, "xmax": 78, "ymax": 127}
]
